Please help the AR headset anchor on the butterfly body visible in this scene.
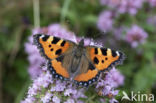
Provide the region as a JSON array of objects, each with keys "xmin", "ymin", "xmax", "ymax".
[
  {"xmin": 56, "ymin": 39, "xmax": 95, "ymax": 81},
  {"xmin": 33, "ymin": 34, "xmax": 125, "ymax": 87}
]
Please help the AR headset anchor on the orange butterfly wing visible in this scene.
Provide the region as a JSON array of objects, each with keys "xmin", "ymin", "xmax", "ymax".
[
  {"xmin": 48, "ymin": 58, "xmax": 70, "ymax": 80},
  {"xmin": 33, "ymin": 34, "xmax": 74, "ymax": 60},
  {"xmin": 33, "ymin": 34, "xmax": 75, "ymax": 80},
  {"xmin": 86, "ymin": 47, "xmax": 125, "ymax": 71},
  {"xmin": 74, "ymin": 69, "xmax": 100, "ymax": 86}
]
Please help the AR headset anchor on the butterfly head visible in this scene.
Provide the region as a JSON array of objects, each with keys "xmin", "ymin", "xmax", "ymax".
[{"xmin": 79, "ymin": 39, "xmax": 84, "ymax": 47}]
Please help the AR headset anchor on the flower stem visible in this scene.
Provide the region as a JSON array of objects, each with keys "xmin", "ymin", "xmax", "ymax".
[
  {"xmin": 60, "ymin": 0, "xmax": 72, "ymax": 24},
  {"xmin": 33, "ymin": 0, "xmax": 40, "ymax": 28},
  {"xmin": 0, "ymin": 60, "xmax": 2, "ymax": 103}
]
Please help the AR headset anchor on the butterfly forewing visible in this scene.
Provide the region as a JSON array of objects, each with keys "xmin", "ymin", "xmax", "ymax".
[
  {"xmin": 86, "ymin": 46, "xmax": 125, "ymax": 71},
  {"xmin": 33, "ymin": 34, "xmax": 75, "ymax": 60}
]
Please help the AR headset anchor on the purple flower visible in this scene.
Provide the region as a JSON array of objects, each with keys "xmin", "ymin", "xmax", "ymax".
[
  {"xmin": 64, "ymin": 88, "xmax": 77, "ymax": 96},
  {"xmin": 25, "ymin": 35, "xmax": 44, "ymax": 79},
  {"xmin": 147, "ymin": 16, "xmax": 156, "ymax": 27},
  {"xmin": 105, "ymin": 67, "xmax": 124, "ymax": 88},
  {"xmin": 51, "ymin": 81, "xmax": 66, "ymax": 92},
  {"xmin": 47, "ymin": 24, "xmax": 77, "ymax": 42},
  {"xmin": 52, "ymin": 96, "xmax": 60, "ymax": 103},
  {"xmin": 22, "ymin": 68, "xmax": 86, "ymax": 103},
  {"xmin": 147, "ymin": 0, "xmax": 156, "ymax": 7},
  {"xmin": 100, "ymin": 98, "xmax": 106, "ymax": 102},
  {"xmin": 113, "ymin": 27, "xmax": 124, "ymax": 40},
  {"xmin": 96, "ymin": 67, "xmax": 124, "ymax": 102},
  {"xmin": 125, "ymin": 25, "xmax": 148, "ymax": 48},
  {"xmin": 97, "ymin": 11, "xmax": 114, "ymax": 32},
  {"xmin": 41, "ymin": 92, "xmax": 53, "ymax": 103},
  {"xmin": 21, "ymin": 97, "xmax": 35, "ymax": 103},
  {"xmin": 109, "ymin": 98, "xmax": 118, "ymax": 103},
  {"xmin": 64, "ymin": 99, "xmax": 75, "ymax": 103},
  {"xmin": 100, "ymin": 0, "xmax": 144, "ymax": 15}
]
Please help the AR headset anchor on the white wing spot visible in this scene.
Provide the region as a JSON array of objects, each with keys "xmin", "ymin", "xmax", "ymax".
[
  {"xmin": 40, "ymin": 35, "xmax": 45, "ymax": 38},
  {"xmin": 116, "ymin": 51, "xmax": 120, "ymax": 56}
]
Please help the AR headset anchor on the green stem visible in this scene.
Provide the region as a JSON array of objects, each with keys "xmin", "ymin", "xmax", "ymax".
[
  {"xmin": 60, "ymin": 0, "xmax": 72, "ymax": 24},
  {"xmin": 0, "ymin": 59, "xmax": 2, "ymax": 103},
  {"xmin": 33, "ymin": 0, "xmax": 40, "ymax": 28},
  {"xmin": 15, "ymin": 79, "xmax": 31, "ymax": 103}
]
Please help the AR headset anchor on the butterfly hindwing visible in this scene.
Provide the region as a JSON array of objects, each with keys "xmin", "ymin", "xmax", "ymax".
[
  {"xmin": 71, "ymin": 55, "xmax": 100, "ymax": 86},
  {"xmin": 33, "ymin": 34, "xmax": 75, "ymax": 60},
  {"xmin": 48, "ymin": 57, "xmax": 70, "ymax": 80},
  {"xmin": 86, "ymin": 47, "xmax": 125, "ymax": 71},
  {"xmin": 74, "ymin": 62, "xmax": 100, "ymax": 86}
]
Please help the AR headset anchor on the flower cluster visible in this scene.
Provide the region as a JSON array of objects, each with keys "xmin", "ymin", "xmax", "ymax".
[
  {"xmin": 21, "ymin": 67, "xmax": 86, "ymax": 103},
  {"xmin": 97, "ymin": 11, "xmax": 114, "ymax": 32},
  {"xmin": 96, "ymin": 67, "xmax": 124, "ymax": 103},
  {"xmin": 125, "ymin": 25, "xmax": 148, "ymax": 48},
  {"xmin": 97, "ymin": 0, "xmax": 149, "ymax": 48},
  {"xmin": 25, "ymin": 29, "xmax": 45, "ymax": 79},
  {"xmin": 100, "ymin": 0, "xmax": 144, "ymax": 15}
]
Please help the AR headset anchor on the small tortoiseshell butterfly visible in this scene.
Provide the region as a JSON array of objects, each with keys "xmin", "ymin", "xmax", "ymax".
[{"xmin": 33, "ymin": 34, "xmax": 125, "ymax": 87}]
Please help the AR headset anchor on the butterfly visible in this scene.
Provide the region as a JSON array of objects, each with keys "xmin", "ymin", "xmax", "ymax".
[{"xmin": 33, "ymin": 34, "xmax": 125, "ymax": 87}]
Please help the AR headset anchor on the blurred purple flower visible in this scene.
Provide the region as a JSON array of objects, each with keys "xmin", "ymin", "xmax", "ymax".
[
  {"xmin": 147, "ymin": 16, "xmax": 156, "ymax": 26},
  {"xmin": 125, "ymin": 25, "xmax": 148, "ymax": 48},
  {"xmin": 96, "ymin": 67, "xmax": 124, "ymax": 102},
  {"xmin": 52, "ymin": 96, "xmax": 60, "ymax": 103},
  {"xmin": 97, "ymin": 11, "xmax": 114, "ymax": 33},
  {"xmin": 113, "ymin": 27, "xmax": 124, "ymax": 40},
  {"xmin": 21, "ymin": 97, "xmax": 35, "ymax": 103},
  {"xmin": 25, "ymin": 35, "xmax": 44, "ymax": 79},
  {"xmin": 100, "ymin": 0, "xmax": 144, "ymax": 15},
  {"xmin": 109, "ymin": 98, "xmax": 118, "ymax": 103},
  {"xmin": 147, "ymin": 0, "xmax": 156, "ymax": 7},
  {"xmin": 47, "ymin": 24, "xmax": 77, "ymax": 42},
  {"xmin": 64, "ymin": 99, "xmax": 75, "ymax": 103},
  {"xmin": 100, "ymin": 98, "xmax": 106, "ymax": 102}
]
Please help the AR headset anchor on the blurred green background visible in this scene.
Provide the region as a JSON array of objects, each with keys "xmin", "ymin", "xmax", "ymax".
[{"xmin": 0, "ymin": 0, "xmax": 156, "ymax": 103}]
